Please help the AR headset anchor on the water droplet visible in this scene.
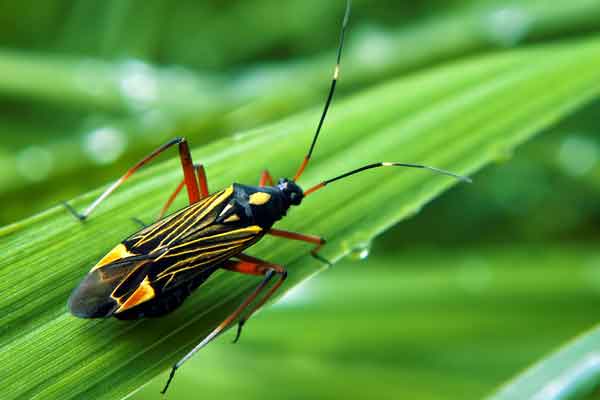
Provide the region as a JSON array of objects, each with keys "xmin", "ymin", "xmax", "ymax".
[
  {"xmin": 353, "ymin": 27, "xmax": 394, "ymax": 70},
  {"xmin": 16, "ymin": 146, "xmax": 53, "ymax": 182},
  {"xmin": 119, "ymin": 60, "xmax": 159, "ymax": 108},
  {"xmin": 82, "ymin": 126, "xmax": 127, "ymax": 165},
  {"xmin": 348, "ymin": 241, "xmax": 372, "ymax": 261},
  {"xmin": 484, "ymin": 6, "xmax": 532, "ymax": 47},
  {"xmin": 558, "ymin": 135, "xmax": 598, "ymax": 177}
]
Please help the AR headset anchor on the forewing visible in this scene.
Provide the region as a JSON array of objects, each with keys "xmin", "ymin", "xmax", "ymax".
[
  {"xmin": 72, "ymin": 187, "xmax": 265, "ymax": 317},
  {"xmin": 68, "ymin": 256, "xmax": 153, "ymax": 318},
  {"xmin": 125, "ymin": 187, "xmax": 235, "ymax": 254}
]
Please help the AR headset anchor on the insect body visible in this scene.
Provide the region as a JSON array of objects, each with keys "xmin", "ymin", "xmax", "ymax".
[
  {"xmin": 66, "ymin": 1, "xmax": 470, "ymax": 394},
  {"xmin": 68, "ymin": 180, "xmax": 303, "ymax": 320}
]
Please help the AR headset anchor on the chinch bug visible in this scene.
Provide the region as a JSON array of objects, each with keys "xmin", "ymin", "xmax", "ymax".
[{"xmin": 66, "ymin": 1, "xmax": 471, "ymax": 394}]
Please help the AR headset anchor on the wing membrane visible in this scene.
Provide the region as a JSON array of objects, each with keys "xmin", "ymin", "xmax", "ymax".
[{"xmin": 71, "ymin": 186, "xmax": 265, "ymax": 318}]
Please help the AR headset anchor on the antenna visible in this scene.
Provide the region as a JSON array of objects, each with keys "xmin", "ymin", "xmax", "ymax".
[
  {"xmin": 293, "ymin": 0, "xmax": 351, "ymax": 182},
  {"xmin": 303, "ymin": 162, "xmax": 472, "ymax": 196}
]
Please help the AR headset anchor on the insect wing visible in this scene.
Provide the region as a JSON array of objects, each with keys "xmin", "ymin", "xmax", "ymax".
[
  {"xmin": 68, "ymin": 255, "xmax": 153, "ymax": 318},
  {"xmin": 69, "ymin": 187, "xmax": 265, "ymax": 318}
]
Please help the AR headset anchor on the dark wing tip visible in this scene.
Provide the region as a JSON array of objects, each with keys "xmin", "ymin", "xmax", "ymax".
[{"xmin": 68, "ymin": 270, "xmax": 118, "ymax": 318}]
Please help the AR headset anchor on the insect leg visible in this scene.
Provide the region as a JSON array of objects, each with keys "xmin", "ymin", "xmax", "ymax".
[
  {"xmin": 221, "ymin": 254, "xmax": 288, "ymax": 344},
  {"xmin": 258, "ymin": 170, "xmax": 275, "ymax": 187},
  {"xmin": 158, "ymin": 164, "xmax": 209, "ymax": 219},
  {"xmin": 268, "ymin": 228, "xmax": 331, "ymax": 266},
  {"xmin": 161, "ymin": 261, "xmax": 280, "ymax": 395},
  {"xmin": 63, "ymin": 137, "xmax": 201, "ymax": 221}
]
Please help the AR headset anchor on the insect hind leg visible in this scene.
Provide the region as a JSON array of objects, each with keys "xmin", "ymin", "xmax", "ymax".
[
  {"xmin": 221, "ymin": 254, "xmax": 288, "ymax": 344},
  {"xmin": 161, "ymin": 262, "xmax": 280, "ymax": 394}
]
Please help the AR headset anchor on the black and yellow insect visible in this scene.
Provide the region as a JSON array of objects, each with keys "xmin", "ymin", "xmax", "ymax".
[{"xmin": 66, "ymin": 1, "xmax": 470, "ymax": 394}]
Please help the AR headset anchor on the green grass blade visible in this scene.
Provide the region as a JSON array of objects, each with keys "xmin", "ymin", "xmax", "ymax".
[
  {"xmin": 136, "ymin": 244, "xmax": 600, "ymax": 400},
  {"xmin": 2, "ymin": 37, "xmax": 600, "ymax": 399},
  {"xmin": 489, "ymin": 326, "xmax": 600, "ymax": 400}
]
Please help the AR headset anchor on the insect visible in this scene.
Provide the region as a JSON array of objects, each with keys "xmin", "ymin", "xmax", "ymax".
[{"xmin": 66, "ymin": 1, "xmax": 470, "ymax": 394}]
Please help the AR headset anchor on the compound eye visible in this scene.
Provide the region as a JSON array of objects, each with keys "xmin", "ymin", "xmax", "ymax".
[{"xmin": 289, "ymin": 191, "xmax": 302, "ymax": 205}]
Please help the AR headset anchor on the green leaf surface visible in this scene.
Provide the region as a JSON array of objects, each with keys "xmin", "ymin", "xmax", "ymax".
[
  {"xmin": 2, "ymin": 36, "xmax": 600, "ymax": 399},
  {"xmin": 490, "ymin": 325, "xmax": 600, "ymax": 400},
  {"xmin": 135, "ymin": 244, "xmax": 600, "ymax": 400}
]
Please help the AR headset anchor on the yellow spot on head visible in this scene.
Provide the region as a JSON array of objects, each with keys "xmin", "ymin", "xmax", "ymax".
[
  {"xmin": 115, "ymin": 276, "xmax": 155, "ymax": 313},
  {"xmin": 248, "ymin": 192, "xmax": 271, "ymax": 206},
  {"xmin": 224, "ymin": 214, "xmax": 240, "ymax": 223},
  {"xmin": 92, "ymin": 243, "xmax": 135, "ymax": 271}
]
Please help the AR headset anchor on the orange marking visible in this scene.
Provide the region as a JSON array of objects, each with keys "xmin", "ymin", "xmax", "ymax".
[
  {"xmin": 115, "ymin": 276, "xmax": 155, "ymax": 313},
  {"xmin": 223, "ymin": 260, "xmax": 265, "ymax": 276},
  {"xmin": 92, "ymin": 244, "xmax": 136, "ymax": 271}
]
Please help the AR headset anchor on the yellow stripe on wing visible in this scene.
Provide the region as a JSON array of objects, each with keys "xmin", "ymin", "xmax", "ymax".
[{"xmin": 158, "ymin": 186, "xmax": 233, "ymax": 249}]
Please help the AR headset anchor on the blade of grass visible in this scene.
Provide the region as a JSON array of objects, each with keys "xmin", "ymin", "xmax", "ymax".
[
  {"xmin": 3, "ymin": 0, "xmax": 600, "ymax": 214},
  {"xmin": 489, "ymin": 326, "xmax": 600, "ymax": 400},
  {"xmin": 136, "ymin": 244, "xmax": 600, "ymax": 400},
  {"xmin": 2, "ymin": 36, "xmax": 600, "ymax": 399}
]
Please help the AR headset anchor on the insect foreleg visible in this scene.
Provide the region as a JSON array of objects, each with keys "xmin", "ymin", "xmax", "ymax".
[
  {"xmin": 159, "ymin": 164, "xmax": 209, "ymax": 218},
  {"xmin": 258, "ymin": 170, "xmax": 275, "ymax": 187}
]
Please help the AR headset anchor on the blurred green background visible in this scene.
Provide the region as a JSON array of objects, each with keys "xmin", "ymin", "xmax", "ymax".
[{"xmin": 1, "ymin": 0, "xmax": 599, "ymax": 399}]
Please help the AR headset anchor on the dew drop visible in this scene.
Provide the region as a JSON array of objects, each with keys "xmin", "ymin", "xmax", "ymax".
[
  {"xmin": 16, "ymin": 146, "xmax": 53, "ymax": 182},
  {"xmin": 484, "ymin": 6, "xmax": 532, "ymax": 47},
  {"xmin": 353, "ymin": 27, "xmax": 394, "ymax": 70},
  {"xmin": 348, "ymin": 241, "xmax": 372, "ymax": 261},
  {"xmin": 558, "ymin": 135, "xmax": 598, "ymax": 177},
  {"xmin": 118, "ymin": 60, "xmax": 159, "ymax": 108},
  {"xmin": 82, "ymin": 126, "xmax": 127, "ymax": 165}
]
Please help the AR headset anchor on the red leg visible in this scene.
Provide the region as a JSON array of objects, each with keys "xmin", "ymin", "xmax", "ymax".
[
  {"xmin": 161, "ymin": 256, "xmax": 286, "ymax": 394},
  {"xmin": 259, "ymin": 169, "xmax": 275, "ymax": 187},
  {"xmin": 196, "ymin": 164, "xmax": 209, "ymax": 197},
  {"xmin": 158, "ymin": 164, "xmax": 209, "ymax": 219},
  {"xmin": 268, "ymin": 228, "xmax": 331, "ymax": 265},
  {"xmin": 64, "ymin": 137, "xmax": 201, "ymax": 221},
  {"xmin": 224, "ymin": 254, "xmax": 287, "ymax": 343}
]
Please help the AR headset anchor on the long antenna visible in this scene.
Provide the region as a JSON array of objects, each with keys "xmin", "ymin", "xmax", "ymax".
[
  {"xmin": 293, "ymin": 0, "xmax": 351, "ymax": 182},
  {"xmin": 303, "ymin": 162, "xmax": 472, "ymax": 196}
]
